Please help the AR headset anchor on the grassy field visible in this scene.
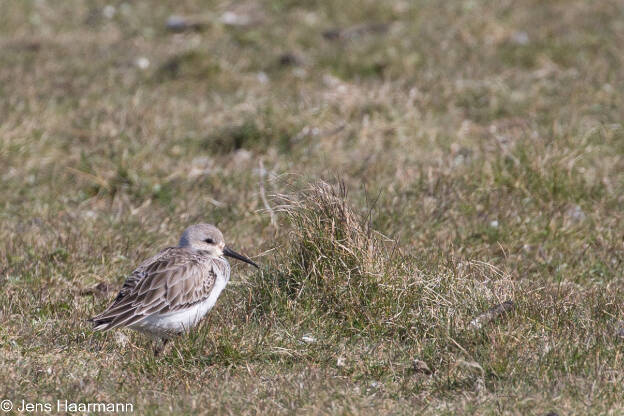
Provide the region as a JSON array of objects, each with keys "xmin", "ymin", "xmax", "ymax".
[{"xmin": 1, "ymin": 0, "xmax": 623, "ymax": 414}]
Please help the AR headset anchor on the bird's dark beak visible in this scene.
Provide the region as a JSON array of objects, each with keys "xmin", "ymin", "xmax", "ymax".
[{"xmin": 223, "ymin": 246, "xmax": 259, "ymax": 268}]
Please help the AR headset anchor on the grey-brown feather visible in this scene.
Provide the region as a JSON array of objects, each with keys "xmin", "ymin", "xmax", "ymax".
[{"xmin": 90, "ymin": 247, "xmax": 223, "ymax": 331}]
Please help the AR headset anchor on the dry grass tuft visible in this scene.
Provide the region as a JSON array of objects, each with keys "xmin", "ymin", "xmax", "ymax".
[
  {"xmin": 273, "ymin": 181, "xmax": 397, "ymax": 326},
  {"xmin": 246, "ymin": 180, "xmax": 400, "ymax": 333},
  {"xmin": 276, "ymin": 180, "xmax": 392, "ymax": 277}
]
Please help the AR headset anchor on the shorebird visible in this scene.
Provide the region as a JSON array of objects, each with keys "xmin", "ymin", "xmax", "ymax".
[{"xmin": 89, "ymin": 224, "xmax": 258, "ymax": 353}]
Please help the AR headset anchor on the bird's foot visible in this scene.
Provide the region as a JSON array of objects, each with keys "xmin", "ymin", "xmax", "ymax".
[{"xmin": 153, "ymin": 338, "xmax": 172, "ymax": 356}]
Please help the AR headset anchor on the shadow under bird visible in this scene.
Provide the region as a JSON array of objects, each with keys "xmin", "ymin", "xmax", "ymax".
[{"xmin": 89, "ymin": 224, "xmax": 258, "ymax": 352}]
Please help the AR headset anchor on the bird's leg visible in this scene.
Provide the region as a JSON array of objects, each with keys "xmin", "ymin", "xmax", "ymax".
[{"xmin": 153, "ymin": 338, "xmax": 170, "ymax": 356}]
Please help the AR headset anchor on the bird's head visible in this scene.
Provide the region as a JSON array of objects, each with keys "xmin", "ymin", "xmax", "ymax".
[{"xmin": 178, "ymin": 223, "xmax": 258, "ymax": 268}]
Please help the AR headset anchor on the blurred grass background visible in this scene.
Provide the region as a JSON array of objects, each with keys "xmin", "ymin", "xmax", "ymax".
[{"xmin": 0, "ymin": 0, "xmax": 623, "ymax": 414}]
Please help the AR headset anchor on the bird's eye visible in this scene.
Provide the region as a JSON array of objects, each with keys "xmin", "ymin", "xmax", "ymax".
[{"xmin": 204, "ymin": 238, "xmax": 214, "ymax": 244}]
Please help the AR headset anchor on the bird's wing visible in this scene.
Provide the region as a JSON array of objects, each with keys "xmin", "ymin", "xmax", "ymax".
[
  {"xmin": 109, "ymin": 247, "xmax": 176, "ymax": 304},
  {"xmin": 90, "ymin": 248, "xmax": 225, "ymax": 331}
]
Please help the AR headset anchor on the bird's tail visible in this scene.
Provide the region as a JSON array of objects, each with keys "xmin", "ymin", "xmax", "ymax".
[{"xmin": 88, "ymin": 316, "xmax": 113, "ymax": 331}]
